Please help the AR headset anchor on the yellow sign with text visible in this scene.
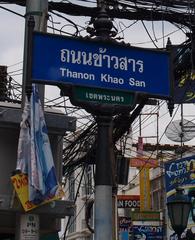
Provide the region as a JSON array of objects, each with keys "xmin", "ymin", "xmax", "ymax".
[
  {"xmin": 139, "ymin": 168, "xmax": 151, "ymax": 211},
  {"xmin": 11, "ymin": 173, "xmax": 64, "ymax": 212}
]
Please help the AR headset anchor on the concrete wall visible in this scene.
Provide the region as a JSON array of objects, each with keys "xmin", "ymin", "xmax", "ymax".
[{"xmin": 0, "ymin": 104, "xmax": 76, "ymax": 234}]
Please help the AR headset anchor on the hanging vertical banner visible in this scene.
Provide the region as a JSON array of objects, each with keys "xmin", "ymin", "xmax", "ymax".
[
  {"xmin": 28, "ymin": 85, "xmax": 59, "ymax": 204},
  {"xmin": 137, "ymin": 137, "xmax": 151, "ymax": 211},
  {"xmin": 12, "ymin": 85, "xmax": 64, "ymax": 211},
  {"xmin": 139, "ymin": 168, "xmax": 151, "ymax": 210}
]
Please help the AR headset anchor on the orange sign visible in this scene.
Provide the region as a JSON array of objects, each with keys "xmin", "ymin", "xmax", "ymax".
[{"xmin": 130, "ymin": 157, "xmax": 158, "ymax": 168}]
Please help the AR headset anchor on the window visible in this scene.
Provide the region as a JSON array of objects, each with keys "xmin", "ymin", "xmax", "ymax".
[
  {"xmin": 82, "ymin": 165, "xmax": 93, "ymax": 196},
  {"xmin": 68, "ymin": 173, "xmax": 76, "ymax": 234},
  {"xmin": 69, "ymin": 173, "xmax": 75, "ymax": 201},
  {"xmin": 151, "ymin": 177, "xmax": 164, "ymax": 210},
  {"xmin": 68, "ymin": 214, "xmax": 76, "ymax": 234},
  {"xmin": 152, "ymin": 190, "xmax": 161, "ymax": 210}
]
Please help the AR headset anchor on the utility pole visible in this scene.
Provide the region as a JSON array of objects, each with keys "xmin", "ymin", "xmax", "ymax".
[
  {"xmin": 17, "ymin": 1, "xmax": 48, "ymax": 239},
  {"xmin": 92, "ymin": 3, "xmax": 114, "ymax": 240},
  {"xmin": 22, "ymin": 0, "xmax": 48, "ymax": 106},
  {"xmin": 0, "ymin": 1, "xmax": 76, "ymax": 239},
  {"xmin": 95, "ymin": 116, "xmax": 113, "ymax": 240}
]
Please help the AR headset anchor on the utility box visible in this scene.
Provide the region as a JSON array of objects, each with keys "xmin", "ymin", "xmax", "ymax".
[{"xmin": 0, "ymin": 102, "xmax": 76, "ymax": 235}]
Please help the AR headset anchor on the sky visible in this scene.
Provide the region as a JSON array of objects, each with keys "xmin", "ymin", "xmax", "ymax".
[
  {"xmin": 0, "ymin": 4, "xmax": 24, "ymax": 69},
  {"xmin": 1, "ymin": 2, "xmax": 195, "ymax": 147}
]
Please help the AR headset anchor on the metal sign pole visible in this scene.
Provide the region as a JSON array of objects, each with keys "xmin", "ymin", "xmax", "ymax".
[
  {"xmin": 17, "ymin": 1, "xmax": 48, "ymax": 240},
  {"xmin": 22, "ymin": 0, "xmax": 48, "ymax": 107},
  {"xmin": 94, "ymin": 115, "xmax": 113, "ymax": 240},
  {"xmin": 92, "ymin": 5, "xmax": 115, "ymax": 240}
]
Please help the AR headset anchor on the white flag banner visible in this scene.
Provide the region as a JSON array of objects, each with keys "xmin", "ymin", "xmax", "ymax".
[
  {"xmin": 16, "ymin": 85, "xmax": 59, "ymax": 205},
  {"xmin": 29, "ymin": 85, "xmax": 58, "ymax": 204},
  {"xmin": 16, "ymin": 97, "xmax": 30, "ymax": 173}
]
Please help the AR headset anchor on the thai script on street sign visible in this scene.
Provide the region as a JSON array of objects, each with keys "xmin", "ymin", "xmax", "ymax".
[
  {"xmin": 32, "ymin": 32, "xmax": 171, "ymax": 97},
  {"xmin": 73, "ymin": 86, "xmax": 134, "ymax": 105},
  {"xmin": 60, "ymin": 47, "xmax": 144, "ymax": 73}
]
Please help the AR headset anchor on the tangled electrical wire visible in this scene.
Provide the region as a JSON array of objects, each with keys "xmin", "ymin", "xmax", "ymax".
[
  {"xmin": 2, "ymin": 2, "xmax": 195, "ymax": 236},
  {"xmin": 1, "ymin": 0, "xmax": 195, "ymax": 27},
  {"xmin": 1, "ymin": 0, "xmax": 195, "ymax": 174}
]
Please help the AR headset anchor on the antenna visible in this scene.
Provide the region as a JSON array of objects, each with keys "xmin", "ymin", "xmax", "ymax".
[{"xmin": 165, "ymin": 118, "xmax": 195, "ymax": 143}]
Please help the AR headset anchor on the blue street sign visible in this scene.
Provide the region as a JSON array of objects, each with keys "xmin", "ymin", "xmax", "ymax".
[{"xmin": 32, "ymin": 32, "xmax": 171, "ymax": 97}]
